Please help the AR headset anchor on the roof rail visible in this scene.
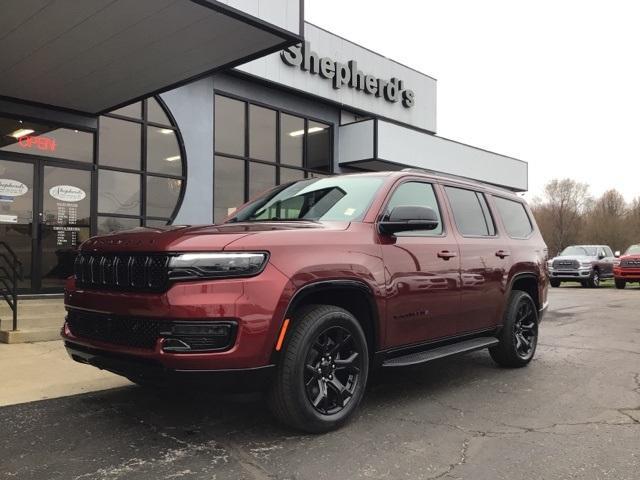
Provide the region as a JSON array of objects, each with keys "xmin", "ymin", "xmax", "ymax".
[{"xmin": 400, "ymin": 168, "xmax": 516, "ymax": 193}]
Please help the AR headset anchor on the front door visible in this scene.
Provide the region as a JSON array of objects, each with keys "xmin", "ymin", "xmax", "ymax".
[
  {"xmin": 0, "ymin": 158, "xmax": 92, "ymax": 292},
  {"xmin": 379, "ymin": 180, "xmax": 462, "ymax": 348}
]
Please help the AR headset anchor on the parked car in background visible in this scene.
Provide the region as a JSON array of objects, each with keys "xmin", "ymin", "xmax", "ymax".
[
  {"xmin": 62, "ymin": 171, "xmax": 548, "ymax": 433},
  {"xmin": 613, "ymin": 244, "xmax": 640, "ymax": 289},
  {"xmin": 547, "ymin": 245, "xmax": 615, "ymax": 288}
]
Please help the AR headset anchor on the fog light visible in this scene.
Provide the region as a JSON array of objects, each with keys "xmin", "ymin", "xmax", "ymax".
[{"xmin": 161, "ymin": 321, "xmax": 236, "ymax": 352}]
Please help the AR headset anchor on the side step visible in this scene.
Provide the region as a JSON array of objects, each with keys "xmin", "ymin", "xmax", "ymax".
[{"xmin": 382, "ymin": 337, "xmax": 499, "ymax": 368}]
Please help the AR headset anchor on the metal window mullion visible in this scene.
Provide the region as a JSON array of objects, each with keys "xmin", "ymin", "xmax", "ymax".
[
  {"xmin": 141, "ymin": 99, "xmax": 147, "ymax": 224},
  {"xmin": 244, "ymin": 101, "xmax": 250, "ymax": 202},
  {"xmin": 275, "ymin": 110, "xmax": 281, "ymax": 185}
]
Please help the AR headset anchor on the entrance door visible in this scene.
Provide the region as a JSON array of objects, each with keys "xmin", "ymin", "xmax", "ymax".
[
  {"xmin": 39, "ymin": 165, "xmax": 91, "ymax": 290},
  {"xmin": 0, "ymin": 158, "xmax": 92, "ymax": 292}
]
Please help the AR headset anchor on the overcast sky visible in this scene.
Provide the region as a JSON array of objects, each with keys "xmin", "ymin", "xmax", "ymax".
[{"xmin": 305, "ymin": 0, "xmax": 640, "ymax": 201}]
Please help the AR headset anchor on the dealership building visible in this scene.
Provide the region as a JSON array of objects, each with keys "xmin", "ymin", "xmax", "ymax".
[{"xmin": 0, "ymin": 0, "xmax": 526, "ymax": 341}]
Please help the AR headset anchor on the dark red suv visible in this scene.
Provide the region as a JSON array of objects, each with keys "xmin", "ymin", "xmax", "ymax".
[{"xmin": 63, "ymin": 171, "xmax": 548, "ymax": 432}]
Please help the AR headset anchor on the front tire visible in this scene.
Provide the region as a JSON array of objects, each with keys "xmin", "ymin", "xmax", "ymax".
[
  {"xmin": 490, "ymin": 291, "xmax": 539, "ymax": 368},
  {"xmin": 268, "ymin": 305, "xmax": 369, "ymax": 433},
  {"xmin": 550, "ymin": 278, "xmax": 561, "ymax": 288},
  {"xmin": 615, "ymin": 278, "xmax": 626, "ymax": 289},
  {"xmin": 588, "ymin": 270, "xmax": 600, "ymax": 288}
]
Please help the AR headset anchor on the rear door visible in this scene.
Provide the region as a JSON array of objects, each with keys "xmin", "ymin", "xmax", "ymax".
[
  {"xmin": 379, "ymin": 180, "xmax": 462, "ymax": 347},
  {"xmin": 443, "ymin": 186, "xmax": 511, "ymax": 333}
]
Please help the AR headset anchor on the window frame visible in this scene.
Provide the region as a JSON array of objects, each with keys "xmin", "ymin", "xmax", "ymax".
[
  {"xmin": 443, "ymin": 185, "xmax": 498, "ymax": 239},
  {"xmin": 213, "ymin": 91, "xmax": 334, "ymax": 223},
  {"xmin": 377, "ymin": 178, "xmax": 448, "ymax": 237},
  {"xmin": 96, "ymin": 97, "xmax": 187, "ymax": 232},
  {"xmin": 491, "ymin": 194, "xmax": 534, "ymax": 240}
]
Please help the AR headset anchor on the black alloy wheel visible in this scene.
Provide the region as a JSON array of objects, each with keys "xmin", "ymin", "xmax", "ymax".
[
  {"xmin": 304, "ymin": 326, "xmax": 362, "ymax": 415},
  {"xmin": 268, "ymin": 304, "xmax": 369, "ymax": 433},
  {"xmin": 490, "ymin": 290, "xmax": 539, "ymax": 368},
  {"xmin": 589, "ymin": 270, "xmax": 600, "ymax": 288},
  {"xmin": 512, "ymin": 298, "xmax": 538, "ymax": 361}
]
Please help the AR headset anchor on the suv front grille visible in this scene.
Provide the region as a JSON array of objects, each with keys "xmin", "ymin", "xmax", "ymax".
[
  {"xmin": 74, "ymin": 253, "xmax": 170, "ymax": 292},
  {"xmin": 621, "ymin": 259, "xmax": 640, "ymax": 268},
  {"xmin": 553, "ymin": 259, "xmax": 579, "ymax": 270}
]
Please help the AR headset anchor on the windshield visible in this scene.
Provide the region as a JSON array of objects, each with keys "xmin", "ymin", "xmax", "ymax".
[
  {"xmin": 625, "ymin": 245, "xmax": 640, "ymax": 255},
  {"xmin": 560, "ymin": 246, "xmax": 597, "ymax": 256},
  {"xmin": 227, "ymin": 176, "xmax": 385, "ymax": 223}
]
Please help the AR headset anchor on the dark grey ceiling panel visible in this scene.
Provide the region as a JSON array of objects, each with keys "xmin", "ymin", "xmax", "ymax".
[{"xmin": 0, "ymin": 0, "xmax": 301, "ymax": 113}]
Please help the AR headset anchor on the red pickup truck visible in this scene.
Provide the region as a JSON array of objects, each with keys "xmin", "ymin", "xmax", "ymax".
[{"xmin": 614, "ymin": 244, "xmax": 640, "ymax": 289}]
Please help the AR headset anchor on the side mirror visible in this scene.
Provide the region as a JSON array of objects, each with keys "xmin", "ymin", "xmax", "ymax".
[
  {"xmin": 614, "ymin": 251, "xmax": 620, "ymax": 258},
  {"xmin": 378, "ymin": 205, "xmax": 439, "ymax": 235},
  {"xmin": 598, "ymin": 253, "xmax": 606, "ymax": 260}
]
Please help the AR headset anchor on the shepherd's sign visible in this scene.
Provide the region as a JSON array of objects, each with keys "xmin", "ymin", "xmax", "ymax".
[{"xmin": 281, "ymin": 42, "xmax": 415, "ymax": 108}]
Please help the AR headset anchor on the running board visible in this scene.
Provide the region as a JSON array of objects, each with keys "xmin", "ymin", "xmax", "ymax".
[{"xmin": 382, "ymin": 337, "xmax": 499, "ymax": 368}]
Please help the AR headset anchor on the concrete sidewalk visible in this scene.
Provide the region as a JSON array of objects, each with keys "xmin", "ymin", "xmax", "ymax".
[{"xmin": 0, "ymin": 340, "xmax": 130, "ymax": 407}]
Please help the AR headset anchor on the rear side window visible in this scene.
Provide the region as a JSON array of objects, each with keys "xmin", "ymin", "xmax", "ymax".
[
  {"xmin": 385, "ymin": 181, "xmax": 443, "ymax": 236},
  {"xmin": 444, "ymin": 187, "xmax": 495, "ymax": 236},
  {"xmin": 493, "ymin": 196, "xmax": 533, "ymax": 238}
]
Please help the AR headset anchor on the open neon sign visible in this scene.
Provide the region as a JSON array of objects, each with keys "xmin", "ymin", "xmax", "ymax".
[{"xmin": 18, "ymin": 135, "xmax": 57, "ymax": 152}]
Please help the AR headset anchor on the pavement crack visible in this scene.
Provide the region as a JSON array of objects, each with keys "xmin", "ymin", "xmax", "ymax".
[{"xmin": 428, "ymin": 436, "xmax": 472, "ymax": 479}]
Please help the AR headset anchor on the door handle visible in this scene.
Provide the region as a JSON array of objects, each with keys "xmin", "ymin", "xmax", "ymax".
[
  {"xmin": 495, "ymin": 250, "xmax": 511, "ymax": 259},
  {"xmin": 437, "ymin": 250, "xmax": 457, "ymax": 260}
]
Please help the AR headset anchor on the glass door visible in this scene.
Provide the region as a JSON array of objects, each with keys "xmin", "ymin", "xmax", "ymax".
[
  {"xmin": 39, "ymin": 165, "xmax": 92, "ymax": 290},
  {"xmin": 0, "ymin": 159, "xmax": 34, "ymax": 289}
]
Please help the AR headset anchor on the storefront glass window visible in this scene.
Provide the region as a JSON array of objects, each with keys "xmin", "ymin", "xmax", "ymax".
[
  {"xmin": 306, "ymin": 121, "xmax": 331, "ymax": 172},
  {"xmin": 249, "ymin": 105, "xmax": 276, "ymax": 162},
  {"xmin": 97, "ymin": 97, "xmax": 185, "ymax": 232},
  {"xmin": 147, "ymin": 126, "xmax": 182, "ymax": 176},
  {"xmin": 110, "ymin": 102, "xmax": 142, "ymax": 119},
  {"xmin": 146, "ymin": 176, "xmax": 182, "ymax": 218},
  {"xmin": 280, "ymin": 113, "xmax": 304, "ymax": 167},
  {"xmin": 213, "ymin": 93, "xmax": 333, "ymax": 224},
  {"xmin": 0, "ymin": 116, "xmax": 93, "ymax": 163},
  {"xmin": 214, "ymin": 156, "xmax": 245, "ymax": 223},
  {"xmin": 215, "ymin": 95, "xmax": 245, "ymax": 156},
  {"xmin": 98, "ymin": 117, "xmax": 141, "ymax": 170}
]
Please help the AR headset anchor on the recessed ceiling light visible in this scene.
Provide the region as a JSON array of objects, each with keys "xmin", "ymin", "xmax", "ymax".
[
  {"xmin": 165, "ymin": 155, "xmax": 181, "ymax": 162},
  {"xmin": 288, "ymin": 126, "xmax": 325, "ymax": 137},
  {"xmin": 9, "ymin": 128, "xmax": 34, "ymax": 139},
  {"xmin": 159, "ymin": 128, "xmax": 173, "ymax": 135}
]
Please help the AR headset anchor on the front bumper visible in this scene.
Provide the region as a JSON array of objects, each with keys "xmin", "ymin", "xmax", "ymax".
[
  {"xmin": 63, "ymin": 262, "xmax": 293, "ymax": 372},
  {"xmin": 65, "ymin": 341, "xmax": 275, "ymax": 391},
  {"xmin": 548, "ymin": 268, "xmax": 592, "ymax": 281},
  {"xmin": 614, "ymin": 268, "xmax": 640, "ymax": 280}
]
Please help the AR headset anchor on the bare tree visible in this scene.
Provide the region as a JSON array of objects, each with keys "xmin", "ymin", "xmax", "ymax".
[
  {"xmin": 582, "ymin": 189, "xmax": 628, "ymax": 252},
  {"xmin": 531, "ymin": 179, "xmax": 590, "ymax": 255}
]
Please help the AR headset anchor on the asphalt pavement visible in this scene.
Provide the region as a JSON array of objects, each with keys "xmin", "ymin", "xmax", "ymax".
[{"xmin": 1, "ymin": 285, "xmax": 639, "ymax": 480}]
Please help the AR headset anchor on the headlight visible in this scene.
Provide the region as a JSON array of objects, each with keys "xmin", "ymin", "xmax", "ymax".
[
  {"xmin": 547, "ymin": 260, "xmax": 553, "ymax": 268},
  {"xmin": 580, "ymin": 261, "xmax": 592, "ymax": 268},
  {"xmin": 613, "ymin": 259, "xmax": 621, "ymax": 267},
  {"xmin": 168, "ymin": 252, "xmax": 268, "ymax": 280}
]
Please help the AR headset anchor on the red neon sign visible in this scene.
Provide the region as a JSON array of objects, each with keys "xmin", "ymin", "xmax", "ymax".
[{"xmin": 18, "ymin": 135, "xmax": 57, "ymax": 152}]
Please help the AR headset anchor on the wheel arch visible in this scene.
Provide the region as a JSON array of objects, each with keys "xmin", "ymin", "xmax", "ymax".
[
  {"xmin": 278, "ymin": 280, "xmax": 381, "ymax": 358},
  {"xmin": 507, "ymin": 272, "xmax": 541, "ymax": 311}
]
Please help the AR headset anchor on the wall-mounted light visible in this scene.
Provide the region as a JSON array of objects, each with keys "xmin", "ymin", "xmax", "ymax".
[
  {"xmin": 9, "ymin": 128, "xmax": 35, "ymax": 139},
  {"xmin": 288, "ymin": 126, "xmax": 325, "ymax": 137},
  {"xmin": 165, "ymin": 155, "xmax": 181, "ymax": 162}
]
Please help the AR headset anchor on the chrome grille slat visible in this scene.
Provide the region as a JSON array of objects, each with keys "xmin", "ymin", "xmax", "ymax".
[{"xmin": 74, "ymin": 253, "xmax": 169, "ymax": 292}]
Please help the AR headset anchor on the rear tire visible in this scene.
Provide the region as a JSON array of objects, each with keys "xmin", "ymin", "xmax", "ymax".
[
  {"xmin": 550, "ymin": 279, "xmax": 561, "ymax": 288},
  {"xmin": 268, "ymin": 304, "xmax": 369, "ymax": 433},
  {"xmin": 490, "ymin": 291, "xmax": 538, "ymax": 368},
  {"xmin": 615, "ymin": 278, "xmax": 626, "ymax": 289}
]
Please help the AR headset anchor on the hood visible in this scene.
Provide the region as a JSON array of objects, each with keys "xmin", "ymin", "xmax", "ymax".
[
  {"xmin": 80, "ymin": 221, "xmax": 349, "ymax": 253},
  {"xmin": 620, "ymin": 253, "xmax": 640, "ymax": 260},
  {"xmin": 551, "ymin": 255, "xmax": 596, "ymax": 262}
]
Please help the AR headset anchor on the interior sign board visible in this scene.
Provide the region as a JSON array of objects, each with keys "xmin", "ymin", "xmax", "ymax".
[
  {"xmin": 281, "ymin": 41, "xmax": 415, "ymax": 108},
  {"xmin": 0, "ymin": 214, "xmax": 18, "ymax": 223},
  {"xmin": 0, "ymin": 179, "xmax": 28, "ymax": 197},
  {"xmin": 49, "ymin": 185, "xmax": 86, "ymax": 202}
]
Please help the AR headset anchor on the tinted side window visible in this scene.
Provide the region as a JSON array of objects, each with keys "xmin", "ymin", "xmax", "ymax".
[
  {"xmin": 385, "ymin": 182, "xmax": 443, "ymax": 236},
  {"xmin": 445, "ymin": 187, "xmax": 494, "ymax": 236},
  {"xmin": 493, "ymin": 196, "xmax": 533, "ymax": 238}
]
